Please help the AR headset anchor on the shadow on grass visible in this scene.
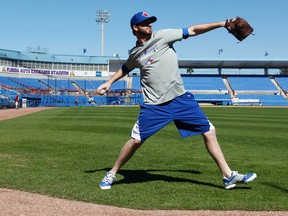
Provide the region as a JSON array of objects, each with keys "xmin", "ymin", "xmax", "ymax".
[
  {"xmin": 85, "ymin": 168, "xmax": 228, "ymax": 189},
  {"xmin": 263, "ymin": 182, "xmax": 288, "ymax": 194}
]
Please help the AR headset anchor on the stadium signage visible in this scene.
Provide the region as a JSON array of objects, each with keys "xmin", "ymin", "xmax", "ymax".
[
  {"xmin": 1, "ymin": 66, "xmax": 109, "ymax": 77},
  {"xmin": 4, "ymin": 67, "xmax": 69, "ymax": 76}
]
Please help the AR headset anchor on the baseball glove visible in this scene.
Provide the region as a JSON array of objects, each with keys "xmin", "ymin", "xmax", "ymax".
[{"xmin": 225, "ymin": 17, "xmax": 254, "ymax": 41}]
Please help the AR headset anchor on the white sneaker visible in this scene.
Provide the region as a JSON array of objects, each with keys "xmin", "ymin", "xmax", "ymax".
[
  {"xmin": 223, "ymin": 171, "xmax": 257, "ymax": 190},
  {"xmin": 99, "ymin": 172, "xmax": 116, "ymax": 190}
]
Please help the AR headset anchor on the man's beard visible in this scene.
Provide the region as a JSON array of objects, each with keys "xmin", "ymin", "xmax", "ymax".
[{"xmin": 138, "ymin": 28, "xmax": 152, "ymax": 38}]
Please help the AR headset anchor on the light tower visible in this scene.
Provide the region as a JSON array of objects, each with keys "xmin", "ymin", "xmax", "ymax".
[{"xmin": 96, "ymin": 10, "xmax": 110, "ymax": 56}]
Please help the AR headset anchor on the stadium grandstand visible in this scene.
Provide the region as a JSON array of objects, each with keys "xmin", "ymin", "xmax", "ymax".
[{"xmin": 1, "ymin": 48, "xmax": 288, "ymax": 108}]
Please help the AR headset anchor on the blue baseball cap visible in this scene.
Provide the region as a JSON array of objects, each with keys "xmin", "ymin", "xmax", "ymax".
[{"xmin": 130, "ymin": 12, "xmax": 157, "ymax": 29}]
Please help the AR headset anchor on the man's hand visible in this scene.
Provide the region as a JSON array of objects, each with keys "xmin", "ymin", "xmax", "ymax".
[{"xmin": 97, "ymin": 83, "xmax": 110, "ymax": 95}]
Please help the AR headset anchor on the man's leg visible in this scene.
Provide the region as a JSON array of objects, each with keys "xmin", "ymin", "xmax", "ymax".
[
  {"xmin": 100, "ymin": 138, "xmax": 143, "ymax": 190},
  {"xmin": 202, "ymin": 129, "xmax": 257, "ymax": 189},
  {"xmin": 202, "ymin": 129, "xmax": 232, "ymax": 178},
  {"xmin": 110, "ymin": 138, "xmax": 143, "ymax": 175}
]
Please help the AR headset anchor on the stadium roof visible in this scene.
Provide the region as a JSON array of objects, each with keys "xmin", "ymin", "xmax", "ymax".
[
  {"xmin": 178, "ymin": 60, "xmax": 288, "ymax": 69},
  {"xmin": 0, "ymin": 48, "xmax": 114, "ymax": 64},
  {"xmin": 1, "ymin": 48, "xmax": 288, "ymax": 69},
  {"xmin": 109, "ymin": 59, "xmax": 288, "ymax": 70}
]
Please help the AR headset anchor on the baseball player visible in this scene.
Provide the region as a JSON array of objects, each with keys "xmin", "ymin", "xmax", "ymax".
[
  {"xmin": 97, "ymin": 12, "xmax": 257, "ymax": 190},
  {"xmin": 14, "ymin": 93, "xmax": 20, "ymax": 109}
]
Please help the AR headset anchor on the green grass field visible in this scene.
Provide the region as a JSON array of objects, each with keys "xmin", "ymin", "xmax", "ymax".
[{"xmin": 0, "ymin": 106, "xmax": 287, "ymax": 210}]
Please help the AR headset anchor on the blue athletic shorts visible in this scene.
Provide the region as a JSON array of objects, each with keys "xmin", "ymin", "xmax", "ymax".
[{"xmin": 130, "ymin": 92, "xmax": 215, "ymax": 141}]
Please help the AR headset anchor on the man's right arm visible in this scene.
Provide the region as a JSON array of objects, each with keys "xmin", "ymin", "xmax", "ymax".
[{"xmin": 96, "ymin": 67, "xmax": 129, "ymax": 94}]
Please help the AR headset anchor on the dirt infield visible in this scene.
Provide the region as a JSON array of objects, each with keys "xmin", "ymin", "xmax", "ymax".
[
  {"xmin": 0, "ymin": 188, "xmax": 286, "ymax": 216},
  {"xmin": 0, "ymin": 107, "xmax": 55, "ymax": 121},
  {"xmin": 0, "ymin": 107, "xmax": 286, "ymax": 216}
]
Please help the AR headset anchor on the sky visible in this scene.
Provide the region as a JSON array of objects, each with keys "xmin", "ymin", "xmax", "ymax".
[{"xmin": 1, "ymin": 0, "xmax": 287, "ymax": 60}]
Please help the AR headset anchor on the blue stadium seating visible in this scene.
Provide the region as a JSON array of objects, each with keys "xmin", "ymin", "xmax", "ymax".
[
  {"xmin": 12, "ymin": 77, "xmax": 48, "ymax": 90},
  {"xmin": 109, "ymin": 80, "xmax": 127, "ymax": 90},
  {"xmin": 0, "ymin": 76, "xmax": 22, "ymax": 88},
  {"xmin": 275, "ymin": 76, "xmax": 288, "ymax": 92},
  {"xmin": 193, "ymin": 94, "xmax": 232, "ymax": 105},
  {"xmin": 228, "ymin": 76, "xmax": 278, "ymax": 92},
  {"xmin": 236, "ymin": 94, "xmax": 288, "ymax": 106},
  {"xmin": 132, "ymin": 77, "xmax": 141, "ymax": 90},
  {"xmin": 73, "ymin": 80, "xmax": 98, "ymax": 91},
  {"xmin": 1, "ymin": 74, "xmax": 288, "ymax": 107},
  {"xmin": 182, "ymin": 76, "xmax": 227, "ymax": 91}
]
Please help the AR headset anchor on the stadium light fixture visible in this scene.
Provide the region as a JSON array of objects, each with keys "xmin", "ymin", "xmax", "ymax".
[{"xmin": 96, "ymin": 10, "xmax": 110, "ymax": 56}]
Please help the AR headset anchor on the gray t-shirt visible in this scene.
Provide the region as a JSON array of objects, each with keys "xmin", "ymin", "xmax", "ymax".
[{"xmin": 123, "ymin": 29, "xmax": 186, "ymax": 104}]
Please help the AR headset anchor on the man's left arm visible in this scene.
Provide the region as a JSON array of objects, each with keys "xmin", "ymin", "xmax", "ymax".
[{"xmin": 187, "ymin": 21, "xmax": 225, "ymax": 37}]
